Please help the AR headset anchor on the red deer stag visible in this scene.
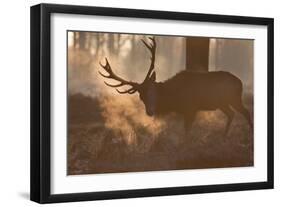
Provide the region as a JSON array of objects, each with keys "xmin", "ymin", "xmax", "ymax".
[{"xmin": 99, "ymin": 37, "xmax": 252, "ymax": 134}]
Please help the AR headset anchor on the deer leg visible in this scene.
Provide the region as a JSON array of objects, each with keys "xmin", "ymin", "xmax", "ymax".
[
  {"xmin": 220, "ymin": 105, "xmax": 234, "ymax": 135},
  {"xmin": 184, "ymin": 112, "xmax": 196, "ymax": 138},
  {"xmin": 232, "ymin": 101, "xmax": 253, "ymax": 129}
]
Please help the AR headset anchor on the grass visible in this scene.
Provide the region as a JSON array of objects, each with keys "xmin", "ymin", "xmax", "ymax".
[{"xmin": 67, "ymin": 93, "xmax": 253, "ymax": 175}]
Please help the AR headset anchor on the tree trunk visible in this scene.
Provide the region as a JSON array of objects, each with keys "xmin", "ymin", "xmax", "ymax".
[
  {"xmin": 73, "ymin": 32, "xmax": 78, "ymax": 49},
  {"xmin": 185, "ymin": 37, "xmax": 210, "ymax": 72},
  {"xmin": 79, "ymin": 32, "xmax": 86, "ymax": 50},
  {"xmin": 108, "ymin": 34, "xmax": 115, "ymax": 55}
]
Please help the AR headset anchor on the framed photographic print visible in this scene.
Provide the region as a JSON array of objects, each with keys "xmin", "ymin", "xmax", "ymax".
[{"xmin": 30, "ymin": 3, "xmax": 274, "ymax": 203}]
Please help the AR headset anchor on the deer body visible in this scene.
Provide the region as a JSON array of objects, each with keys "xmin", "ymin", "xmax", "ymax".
[
  {"xmin": 99, "ymin": 37, "xmax": 252, "ymax": 134},
  {"xmin": 151, "ymin": 71, "xmax": 241, "ymax": 114}
]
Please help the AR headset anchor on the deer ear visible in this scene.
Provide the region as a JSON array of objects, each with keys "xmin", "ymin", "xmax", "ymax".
[{"xmin": 149, "ymin": 72, "xmax": 156, "ymax": 82}]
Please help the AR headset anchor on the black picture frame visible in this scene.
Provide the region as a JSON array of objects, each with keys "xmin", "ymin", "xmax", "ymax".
[{"xmin": 30, "ymin": 3, "xmax": 274, "ymax": 204}]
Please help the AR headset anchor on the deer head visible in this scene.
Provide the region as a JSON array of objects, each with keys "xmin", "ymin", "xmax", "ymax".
[{"xmin": 99, "ymin": 37, "xmax": 157, "ymax": 116}]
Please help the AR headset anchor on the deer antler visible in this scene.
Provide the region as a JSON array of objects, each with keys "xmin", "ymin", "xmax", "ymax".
[
  {"xmin": 141, "ymin": 37, "xmax": 156, "ymax": 82},
  {"xmin": 99, "ymin": 58, "xmax": 139, "ymax": 94},
  {"xmin": 99, "ymin": 36, "xmax": 157, "ymax": 94}
]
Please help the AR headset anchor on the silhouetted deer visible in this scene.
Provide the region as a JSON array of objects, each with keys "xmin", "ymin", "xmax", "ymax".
[{"xmin": 99, "ymin": 37, "xmax": 252, "ymax": 134}]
